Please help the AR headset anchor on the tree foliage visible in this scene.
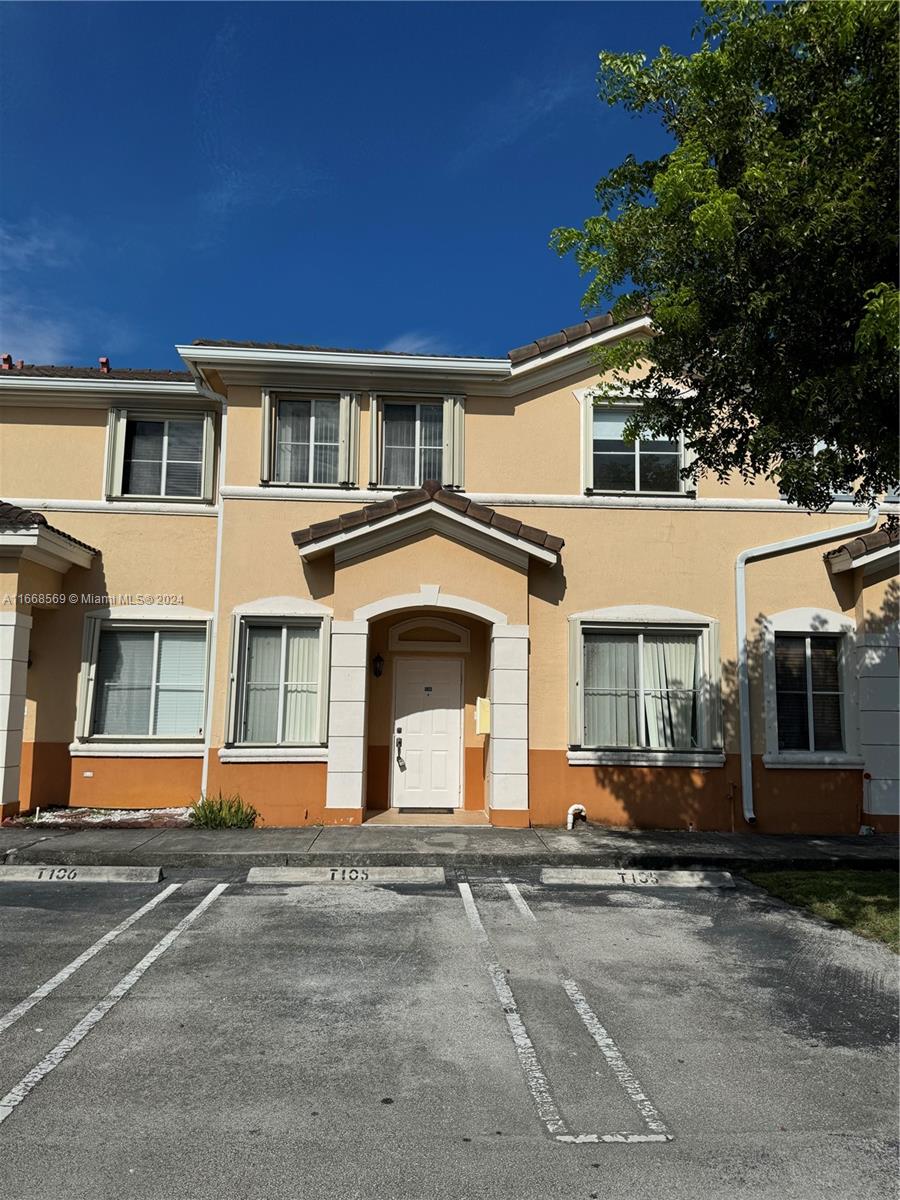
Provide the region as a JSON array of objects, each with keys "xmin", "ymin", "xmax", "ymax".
[{"xmin": 552, "ymin": 0, "xmax": 898, "ymax": 508}]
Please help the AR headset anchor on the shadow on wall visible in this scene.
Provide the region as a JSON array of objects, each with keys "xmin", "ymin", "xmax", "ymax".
[
  {"xmin": 533, "ymin": 582, "xmax": 899, "ymax": 835},
  {"xmin": 24, "ymin": 556, "xmax": 110, "ymax": 810}
]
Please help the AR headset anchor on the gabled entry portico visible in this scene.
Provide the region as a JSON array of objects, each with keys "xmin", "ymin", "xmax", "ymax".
[{"xmin": 291, "ymin": 483, "xmax": 564, "ymax": 827}]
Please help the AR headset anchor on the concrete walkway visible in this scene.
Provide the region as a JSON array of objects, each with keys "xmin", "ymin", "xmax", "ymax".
[{"xmin": 0, "ymin": 824, "xmax": 896, "ymax": 871}]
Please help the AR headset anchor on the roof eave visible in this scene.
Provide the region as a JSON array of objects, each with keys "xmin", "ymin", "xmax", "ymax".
[
  {"xmin": 295, "ymin": 501, "xmax": 559, "ymax": 567},
  {"xmin": 176, "ymin": 344, "xmax": 511, "ymax": 382}
]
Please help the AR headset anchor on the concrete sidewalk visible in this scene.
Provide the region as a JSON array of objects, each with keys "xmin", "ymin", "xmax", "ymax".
[{"xmin": 0, "ymin": 823, "xmax": 896, "ymax": 872}]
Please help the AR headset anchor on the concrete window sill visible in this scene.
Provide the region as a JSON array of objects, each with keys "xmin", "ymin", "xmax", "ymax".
[{"xmin": 567, "ymin": 749, "xmax": 726, "ymax": 769}]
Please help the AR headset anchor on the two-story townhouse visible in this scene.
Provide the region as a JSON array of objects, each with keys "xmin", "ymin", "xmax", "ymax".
[{"xmin": 1, "ymin": 313, "xmax": 897, "ymax": 833}]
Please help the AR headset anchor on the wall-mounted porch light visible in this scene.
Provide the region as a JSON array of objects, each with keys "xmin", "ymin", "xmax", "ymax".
[{"xmin": 372, "ymin": 652, "xmax": 385, "ymax": 678}]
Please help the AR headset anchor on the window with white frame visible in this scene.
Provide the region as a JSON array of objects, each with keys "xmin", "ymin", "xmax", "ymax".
[
  {"xmin": 382, "ymin": 401, "xmax": 443, "ymax": 487},
  {"xmin": 582, "ymin": 628, "xmax": 701, "ymax": 749},
  {"xmin": 262, "ymin": 391, "xmax": 358, "ymax": 487},
  {"xmin": 591, "ymin": 407, "xmax": 683, "ymax": 493},
  {"xmin": 236, "ymin": 621, "xmax": 326, "ymax": 745},
  {"xmin": 274, "ymin": 397, "xmax": 341, "ymax": 484},
  {"xmin": 106, "ymin": 410, "xmax": 216, "ymax": 501},
  {"xmin": 774, "ymin": 634, "xmax": 845, "ymax": 752},
  {"xmin": 370, "ymin": 394, "xmax": 464, "ymax": 489},
  {"xmin": 569, "ymin": 609, "xmax": 722, "ymax": 759},
  {"xmin": 90, "ymin": 626, "xmax": 207, "ymax": 738}
]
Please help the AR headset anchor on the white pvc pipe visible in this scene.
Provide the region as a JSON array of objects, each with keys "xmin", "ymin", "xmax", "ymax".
[
  {"xmin": 567, "ymin": 804, "xmax": 587, "ymax": 830},
  {"xmin": 735, "ymin": 508, "xmax": 878, "ymax": 824}
]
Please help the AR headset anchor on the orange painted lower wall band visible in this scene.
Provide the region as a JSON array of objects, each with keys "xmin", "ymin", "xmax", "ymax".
[{"xmin": 13, "ymin": 742, "xmax": 875, "ymax": 835}]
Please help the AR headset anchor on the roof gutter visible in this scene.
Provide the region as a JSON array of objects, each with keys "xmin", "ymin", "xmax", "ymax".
[
  {"xmin": 735, "ymin": 508, "xmax": 878, "ymax": 824},
  {"xmin": 176, "ymin": 344, "xmax": 510, "ymax": 378}
]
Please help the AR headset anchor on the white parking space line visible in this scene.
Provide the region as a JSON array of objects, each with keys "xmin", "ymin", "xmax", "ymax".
[
  {"xmin": 502, "ymin": 881, "xmax": 672, "ymax": 1142},
  {"xmin": 561, "ymin": 981, "xmax": 669, "ymax": 1136},
  {"xmin": 0, "ymin": 884, "xmax": 181, "ymax": 1037},
  {"xmin": 0, "ymin": 883, "xmax": 227, "ymax": 1127},
  {"xmin": 457, "ymin": 882, "xmax": 567, "ymax": 1137}
]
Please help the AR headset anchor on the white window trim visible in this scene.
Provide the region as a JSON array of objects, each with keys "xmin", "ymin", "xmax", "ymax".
[
  {"xmin": 369, "ymin": 393, "xmax": 464, "ymax": 489},
  {"xmin": 762, "ymin": 607, "xmax": 860, "ymax": 768},
  {"xmin": 106, "ymin": 408, "xmax": 216, "ymax": 503},
  {"xmin": 74, "ymin": 610, "xmax": 212, "ymax": 748},
  {"xmin": 262, "ymin": 390, "xmax": 359, "ymax": 488},
  {"xmin": 226, "ymin": 612, "xmax": 331, "ymax": 748},
  {"xmin": 388, "ymin": 616, "xmax": 471, "ymax": 653},
  {"xmin": 576, "ymin": 392, "xmax": 693, "ymax": 497},
  {"xmin": 567, "ymin": 605, "xmax": 722, "ymax": 766}
]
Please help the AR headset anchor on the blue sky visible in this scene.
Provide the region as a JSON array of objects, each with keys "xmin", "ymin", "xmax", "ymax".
[{"xmin": 0, "ymin": 1, "xmax": 700, "ymax": 369}]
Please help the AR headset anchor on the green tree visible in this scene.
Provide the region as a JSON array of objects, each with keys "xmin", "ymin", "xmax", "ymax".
[{"xmin": 553, "ymin": 0, "xmax": 898, "ymax": 509}]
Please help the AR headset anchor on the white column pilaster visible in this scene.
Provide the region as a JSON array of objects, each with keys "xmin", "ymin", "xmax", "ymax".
[
  {"xmin": 325, "ymin": 620, "xmax": 369, "ymax": 810},
  {"xmin": 0, "ymin": 612, "xmax": 32, "ymax": 811},
  {"xmin": 488, "ymin": 623, "xmax": 529, "ymax": 811}
]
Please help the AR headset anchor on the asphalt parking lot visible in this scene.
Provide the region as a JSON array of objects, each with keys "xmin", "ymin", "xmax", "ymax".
[{"xmin": 0, "ymin": 868, "xmax": 896, "ymax": 1200}]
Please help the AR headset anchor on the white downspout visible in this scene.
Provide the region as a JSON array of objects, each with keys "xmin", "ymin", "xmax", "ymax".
[
  {"xmin": 199, "ymin": 384, "xmax": 228, "ymax": 798},
  {"xmin": 735, "ymin": 508, "xmax": 878, "ymax": 824}
]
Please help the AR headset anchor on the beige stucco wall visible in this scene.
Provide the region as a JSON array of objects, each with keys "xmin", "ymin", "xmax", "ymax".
[
  {"xmin": 521, "ymin": 505, "xmax": 866, "ymax": 755},
  {"xmin": 1, "ymin": 405, "xmax": 108, "ymax": 501},
  {"xmin": 17, "ymin": 511, "xmax": 216, "ymax": 744}
]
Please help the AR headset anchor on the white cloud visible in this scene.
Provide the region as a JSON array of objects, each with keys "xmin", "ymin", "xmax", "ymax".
[
  {"xmin": 382, "ymin": 331, "xmax": 455, "ymax": 355},
  {"xmin": 0, "ymin": 295, "xmax": 75, "ymax": 364},
  {"xmin": 448, "ymin": 77, "xmax": 580, "ymax": 172},
  {"xmin": 0, "ymin": 217, "xmax": 82, "ymax": 273}
]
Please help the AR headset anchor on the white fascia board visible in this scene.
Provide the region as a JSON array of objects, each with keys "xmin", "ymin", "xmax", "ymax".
[
  {"xmin": 0, "ymin": 377, "xmax": 201, "ymax": 399},
  {"xmin": 177, "ymin": 344, "xmax": 510, "ymax": 379},
  {"xmin": 298, "ymin": 500, "xmax": 558, "ymax": 565},
  {"xmin": 508, "ymin": 315, "xmax": 654, "ymax": 379},
  {"xmin": 0, "ymin": 528, "xmax": 94, "ymax": 571},
  {"xmin": 828, "ymin": 544, "xmax": 899, "ymax": 575}
]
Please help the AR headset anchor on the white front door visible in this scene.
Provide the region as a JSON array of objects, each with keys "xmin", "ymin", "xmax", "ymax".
[{"xmin": 391, "ymin": 658, "xmax": 463, "ymax": 809}]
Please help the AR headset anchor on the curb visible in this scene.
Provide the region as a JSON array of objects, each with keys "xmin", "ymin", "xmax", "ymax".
[{"xmin": 3, "ymin": 846, "xmax": 897, "ymax": 873}]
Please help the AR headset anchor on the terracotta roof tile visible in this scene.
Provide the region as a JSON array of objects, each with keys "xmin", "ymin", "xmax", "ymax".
[
  {"xmin": 0, "ymin": 364, "xmax": 192, "ymax": 381},
  {"xmin": 291, "ymin": 484, "xmax": 563, "ymax": 558},
  {"xmin": 507, "ymin": 309, "xmax": 641, "ymax": 365},
  {"xmin": 0, "ymin": 501, "xmax": 98, "ymax": 555},
  {"xmin": 824, "ymin": 523, "xmax": 899, "ymax": 564}
]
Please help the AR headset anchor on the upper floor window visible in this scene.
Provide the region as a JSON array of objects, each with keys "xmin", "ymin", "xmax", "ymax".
[
  {"xmin": 275, "ymin": 397, "xmax": 340, "ymax": 485},
  {"xmin": 382, "ymin": 401, "xmax": 443, "ymax": 487},
  {"xmin": 591, "ymin": 408, "xmax": 683, "ymax": 494},
  {"xmin": 774, "ymin": 634, "xmax": 844, "ymax": 752},
  {"xmin": 87, "ymin": 624, "xmax": 207, "ymax": 739},
  {"xmin": 370, "ymin": 394, "xmax": 464, "ymax": 490},
  {"xmin": 262, "ymin": 391, "xmax": 358, "ymax": 488},
  {"xmin": 106, "ymin": 409, "xmax": 216, "ymax": 502}
]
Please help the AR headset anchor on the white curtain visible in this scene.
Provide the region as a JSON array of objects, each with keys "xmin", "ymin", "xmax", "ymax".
[
  {"xmin": 243, "ymin": 626, "xmax": 282, "ymax": 742},
  {"xmin": 418, "ymin": 403, "xmax": 443, "ymax": 484},
  {"xmin": 311, "ymin": 399, "xmax": 340, "ymax": 484},
  {"xmin": 154, "ymin": 630, "xmax": 206, "ymax": 736},
  {"xmin": 382, "ymin": 403, "xmax": 416, "ymax": 486},
  {"xmin": 583, "ymin": 633, "xmax": 639, "ymax": 747},
  {"xmin": 283, "ymin": 626, "xmax": 320, "ymax": 742},
  {"xmin": 276, "ymin": 400, "xmax": 311, "ymax": 483},
  {"xmin": 93, "ymin": 630, "xmax": 154, "ymax": 735},
  {"xmin": 643, "ymin": 635, "xmax": 697, "ymax": 749}
]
